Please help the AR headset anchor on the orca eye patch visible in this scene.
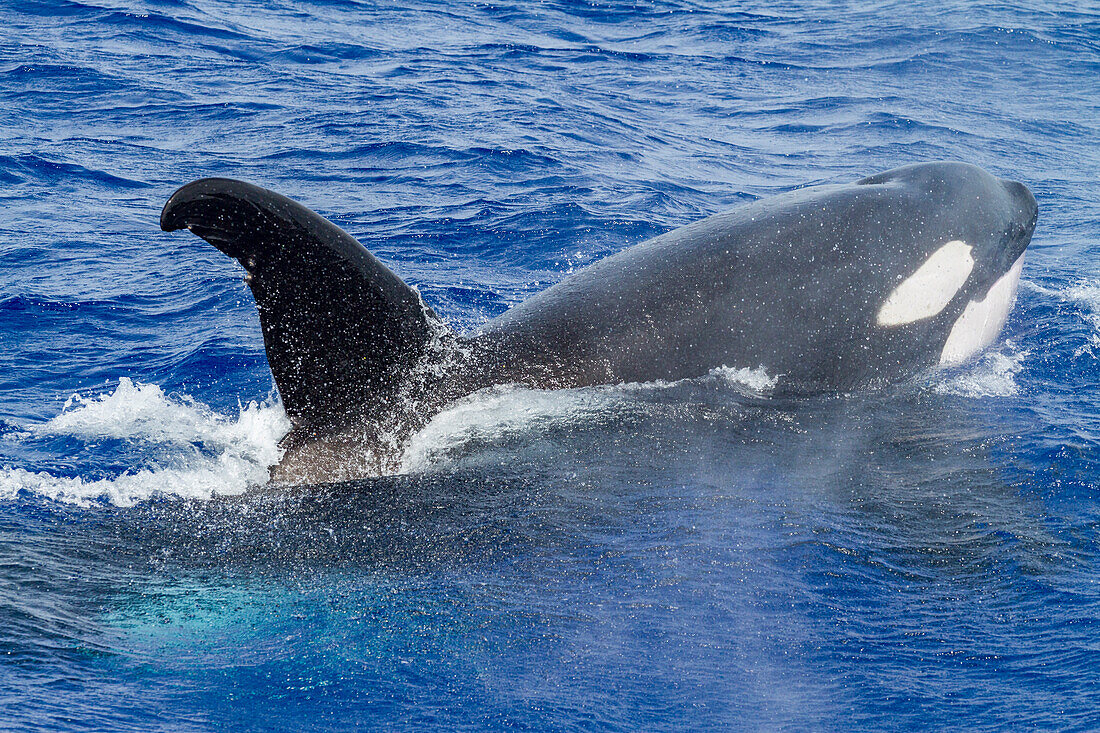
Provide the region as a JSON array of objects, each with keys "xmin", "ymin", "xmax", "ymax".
[{"xmin": 876, "ymin": 240, "xmax": 974, "ymax": 327}]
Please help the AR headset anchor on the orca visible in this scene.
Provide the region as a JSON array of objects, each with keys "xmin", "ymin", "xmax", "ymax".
[{"xmin": 161, "ymin": 162, "xmax": 1037, "ymax": 481}]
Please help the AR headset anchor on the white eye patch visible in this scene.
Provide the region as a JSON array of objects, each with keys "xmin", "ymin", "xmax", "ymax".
[{"xmin": 876, "ymin": 240, "xmax": 974, "ymax": 327}]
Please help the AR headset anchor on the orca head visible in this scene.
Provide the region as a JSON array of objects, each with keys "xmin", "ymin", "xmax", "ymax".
[{"xmin": 863, "ymin": 162, "xmax": 1037, "ymax": 367}]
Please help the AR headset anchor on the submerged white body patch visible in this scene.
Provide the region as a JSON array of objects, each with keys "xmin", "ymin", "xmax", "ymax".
[
  {"xmin": 877, "ymin": 240, "xmax": 974, "ymax": 326},
  {"xmin": 940, "ymin": 255, "xmax": 1025, "ymax": 366}
]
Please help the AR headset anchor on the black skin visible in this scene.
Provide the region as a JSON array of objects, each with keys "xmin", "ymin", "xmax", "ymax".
[
  {"xmin": 160, "ymin": 178, "xmax": 452, "ymax": 446},
  {"xmin": 161, "ymin": 162, "xmax": 1037, "ymax": 454}
]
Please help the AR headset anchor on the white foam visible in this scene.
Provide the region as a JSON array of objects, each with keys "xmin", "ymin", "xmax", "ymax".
[
  {"xmin": 5, "ymin": 365, "xmax": 780, "ymax": 498},
  {"xmin": 399, "ymin": 384, "xmax": 616, "ymax": 473},
  {"xmin": 1063, "ymin": 282, "xmax": 1100, "ymax": 313},
  {"xmin": 933, "ymin": 345, "xmax": 1027, "ymax": 398},
  {"xmin": 707, "ymin": 365, "xmax": 779, "ymax": 395},
  {"xmin": 2, "ymin": 378, "xmax": 289, "ymax": 507},
  {"xmin": 1020, "ymin": 277, "xmax": 1100, "ymax": 357},
  {"xmin": 1049, "ymin": 279, "xmax": 1100, "ymax": 357},
  {"xmin": 400, "ymin": 365, "xmax": 777, "ymax": 473}
]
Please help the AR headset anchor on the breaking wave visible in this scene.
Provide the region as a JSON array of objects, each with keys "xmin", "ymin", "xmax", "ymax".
[
  {"xmin": 2, "ymin": 366, "xmax": 778, "ymax": 504},
  {"xmin": 0, "ymin": 355, "xmax": 1027, "ymax": 504},
  {"xmin": 400, "ymin": 365, "xmax": 776, "ymax": 472},
  {"xmin": 0, "ymin": 378, "xmax": 289, "ymax": 506},
  {"xmin": 933, "ymin": 343, "xmax": 1027, "ymax": 398}
]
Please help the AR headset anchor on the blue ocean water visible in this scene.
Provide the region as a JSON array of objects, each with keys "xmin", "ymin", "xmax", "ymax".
[{"xmin": 1, "ymin": 0, "xmax": 1099, "ymax": 729}]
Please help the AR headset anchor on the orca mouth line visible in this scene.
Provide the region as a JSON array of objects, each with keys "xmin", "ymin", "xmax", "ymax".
[
  {"xmin": 1003, "ymin": 176, "xmax": 1038, "ymax": 261},
  {"xmin": 1003, "ymin": 222, "xmax": 1036, "ymax": 267}
]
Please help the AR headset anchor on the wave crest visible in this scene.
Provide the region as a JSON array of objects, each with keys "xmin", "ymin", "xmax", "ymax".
[{"xmin": 2, "ymin": 378, "xmax": 288, "ymax": 506}]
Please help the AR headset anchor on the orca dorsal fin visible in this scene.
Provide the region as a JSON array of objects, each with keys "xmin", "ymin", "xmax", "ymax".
[{"xmin": 161, "ymin": 178, "xmax": 447, "ymax": 438}]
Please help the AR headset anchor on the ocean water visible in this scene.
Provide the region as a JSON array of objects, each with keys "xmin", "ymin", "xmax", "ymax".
[{"xmin": 1, "ymin": 0, "xmax": 1099, "ymax": 729}]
